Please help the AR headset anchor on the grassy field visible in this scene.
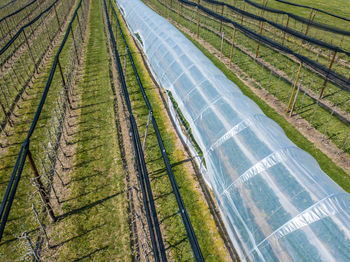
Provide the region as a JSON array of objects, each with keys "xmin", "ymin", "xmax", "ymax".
[{"xmin": 45, "ymin": 0, "xmax": 131, "ymax": 260}]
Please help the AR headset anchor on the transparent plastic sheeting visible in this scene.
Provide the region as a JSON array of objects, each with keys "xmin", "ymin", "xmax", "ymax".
[{"xmin": 116, "ymin": 0, "xmax": 350, "ymax": 261}]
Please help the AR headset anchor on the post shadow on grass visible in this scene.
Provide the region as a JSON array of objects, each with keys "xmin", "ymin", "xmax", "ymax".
[
  {"xmin": 49, "ymin": 223, "xmax": 107, "ymax": 249},
  {"xmin": 149, "ymin": 157, "xmax": 193, "ymax": 178},
  {"xmin": 71, "ymin": 245, "xmax": 109, "ymax": 262},
  {"xmin": 72, "ymin": 156, "xmax": 102, "ymax": 168},
  {"xmin": 154, "ymin": 190, "xmax": 175, "ymax": 202},
  {"xmin": 74, "ymin": 99, "xmax": 109, "ymax": 110},
  {"xmin": 164, "ymin": 236, "xmax": 188, "ymax": 252},
  {"xmin": 322, "ymin": 90, "xmax": 340, "ymax": 99},
  {"xmin": 56, "ymin": 191, "xmax": 124, "ymax": 221},
  {"xmin": 69, "ymin": 135, "xmax": 100, "ymax": 145},
  {"xmin": 65, "ymin": 170, "xmax": 103, "ymax": 186},
  {"xmin": 0, "ymin": 228, "xmax": 40, "ymax": 247},
  {"xmin": 59, "ymin": 183, "xmax": 108, "ymax": 204}
]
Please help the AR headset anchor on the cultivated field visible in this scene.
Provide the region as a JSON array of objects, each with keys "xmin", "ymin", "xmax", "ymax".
[{"xmin": 0, "ymin": 0, "xmax": 349, "ymax": 261}]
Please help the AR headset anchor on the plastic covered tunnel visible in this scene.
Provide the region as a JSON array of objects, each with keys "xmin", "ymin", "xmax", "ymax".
[{"xmin": 116, "ymin": 0, "xmax": 350, "ymax": 261}]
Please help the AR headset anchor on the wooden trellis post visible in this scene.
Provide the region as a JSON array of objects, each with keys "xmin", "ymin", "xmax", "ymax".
[
  {"xmin": 178, "ymin": 2, "xmax": 182, "ymax": 24},
  {"xmin": 220, "ymin": 32, "xmax": 224, "ymax": 55},
  {"xmin": 304, "ymin": 9, "xmax": 316, "ymax": 37},
  {"xmin": 241, "ymin": 1, "xmax": 246, "ymax": 24},
  {"xmin": 27, "ymin": 150, "xmax": 56, "ymax": 222},
  {"xmin": 256, "ymin": 0, "xmax": 266, "ymax": 58},
  {"xmin": 286, "ymin": 62, "xmax": 302, "ymax": 113},
  {"xmin": 229, "ymin": 26, "xmax": 237, "ymax": 63},
  {"xmin": 219, "ymin": 4, "xmax": 224, "ymax": 34},
  {"xmin": 319, "ymin": 50, "xmax": 337, "ymax": 98}
]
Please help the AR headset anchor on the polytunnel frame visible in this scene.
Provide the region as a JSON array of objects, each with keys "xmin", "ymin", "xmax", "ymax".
[{"xmin": 116, "ymin": 0, "xmax": 350, "ymax": 261}]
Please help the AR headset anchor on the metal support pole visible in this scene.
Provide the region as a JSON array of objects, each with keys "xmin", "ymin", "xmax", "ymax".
[
  {"xmin": 286, "ymin": 62, "xmax": 302, "ymax": 113},
  {"xmin": 142, "ymin": 112, "xmax": 152, "ymax": 151},
  {"xmin": 57, "ymin": 57, "xmax": 72, "ymax": 108},
  {"xmin": 70, "ymin": 27, "xmax": 80, "ymax": 65},
  {"xmin": 76, "ymin": 12, "xmax": 83, "ymax": 40},
  {"xmin": 241, "ymin": 1, "xmax": 246, "ymax": 24},
  {"xmin": 54, "ymin": 4, "xmax": 61, "ymax": 32},
  {"xmin": 32, "ymin": 203, "xmax": 50, "ymax": 247},
  {"xmin": 23, "ymin": 30, "xmax": 37, "ymax": 73},
  {"xmin": 304, "ymin": 9, "xmax": 314, "ymax": 36},
  {"xmin": 5, "ymin": 19, "xmax": 12, "ymax": 38},
  {"xmin": 282, "ymin": 15, "xmax": 289, "ymax": 46},
  {"xmin": 196, "ymin": 0, "xmax": 200, "ymax": 37},
  {"xmin": 178, "ymin": 2, "xmax": 182, "ymax": 24},
  {"xmin": 229, "ymin": 26, "xmax": 236, "ymax": 63},
  {"xmin": 0, "ymin": 100, "xmax": 13, "ymax": 127},
  {"xmin": 220, "ymin": 32, "xmax": 224, "ymax": 55},
  {"xmin": 22, "ymin": 231, "xmax": 40, "ymax": 261},
  {"xmin": 319, "ymin": 50, "xmax": 337, "ymax": 98},
  {"xmin": 219, "ymin": 5, "xmax": 224, "ymax": 34},
  {"xmin": 27, "ymin": 150, "xmax": 56, "ymax": 222},
  {"xmin": 256, "ymin": 0, "xmax": 265, "ymax": 58},
  {"xmin": 289, "ymin": 84, "xmax": 300, "ymax": 117},
  {"xmin": 255, "ymin": 21, "xmax": 264, "ymax": 58}
]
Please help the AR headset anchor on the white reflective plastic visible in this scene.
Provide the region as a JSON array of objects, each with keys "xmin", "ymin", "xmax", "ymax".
[{"xmin": 116, "ymin": 0, "xmax": 350, "ymax": 261}]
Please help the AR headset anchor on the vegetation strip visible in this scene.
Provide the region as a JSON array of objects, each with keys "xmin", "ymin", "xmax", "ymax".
[
  {"xmin": 46, "ymin": 0, "xmax": 131, "ymax": 259},
  {"xmin": 104, "ymin": 1, "xmax": 168, "ymax": 261}
]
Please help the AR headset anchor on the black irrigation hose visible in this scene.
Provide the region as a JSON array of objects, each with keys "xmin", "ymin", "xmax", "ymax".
[
  {"xmin": 178, "ymin": 0, "xmax": 350, "ymax": 92},
  {"xmin": 244, "ymin": 0, "xmax": 350, "ymax": 36},
  {"xmin": 103, "ymin": 1, "xmax": 166, "ymax": 261},
  {"xmin": 111, "ymin": 2, "xmax": 204, "ymax": 261},
  {"xmin": 0, "ymin": 0, "xmax": 59, "ymax": 56},
  {"xmin": 0, "ymin": 0, "xmax": 84, "ymax": 242},
  {"xmin": 275, "ymin": 0, "xmax": 350, "ymax": 23},
  {"xmin": 0, "ymin": 0, "xmax": 37, "ymax": 23}
]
